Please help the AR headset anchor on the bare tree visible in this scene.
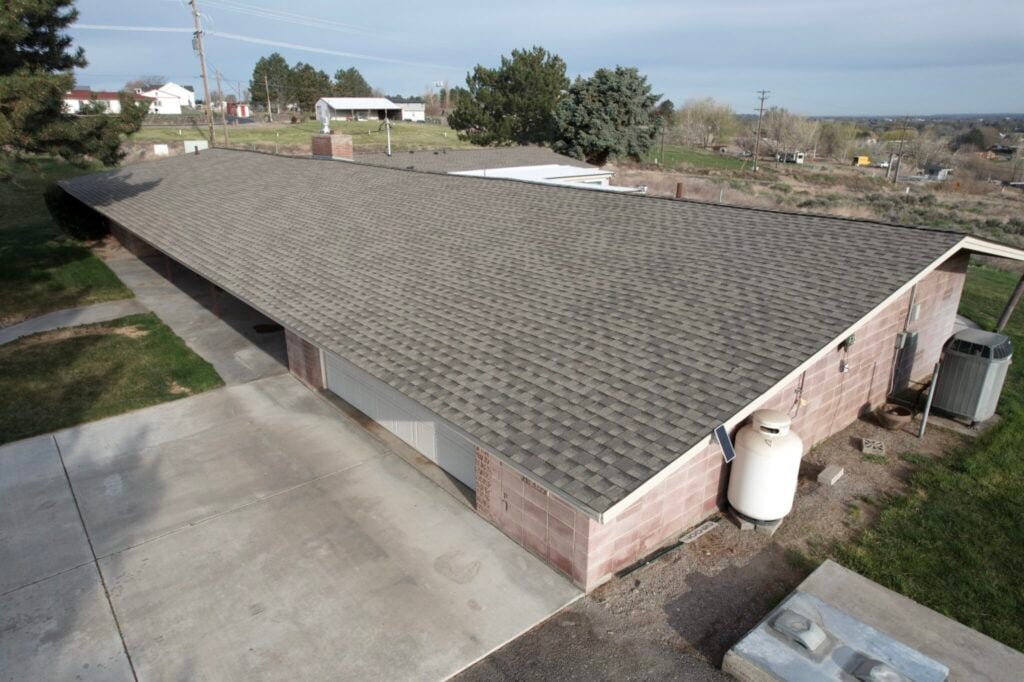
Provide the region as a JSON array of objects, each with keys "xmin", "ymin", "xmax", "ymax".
[
  {"xmin": 677, "ymin": 97, "xmax": 737, "ymax": 148},
  {"xmin": 815, "ymin": 121, "xmax": 857, "ymax": 160},
  {"xmin": 123, "ymin": 75, "xmax": 167, "ymax": 92},
  {"xmin": 763, "ymin": 107, "xmax": 814, "ymax": 158},
  {"xmin": 905, "ymin": 130, "xmax": 952, "ymax": 171}
]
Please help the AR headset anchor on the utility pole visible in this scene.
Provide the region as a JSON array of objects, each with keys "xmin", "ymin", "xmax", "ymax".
[
  {"xmin": 892, "ymin": 116, "xmax": 908, "ymax": 185},
  {"xmin": 752, "ymin": 89, "xmax": 769, "ymax": 172},
  {"xmin": 189, "ymin": 0, "xmax": 215, "ymax": 145},
  {"xmin": 215, "ymin": 69, "xmax": 229, "ymax": 145},
  {"xmin": 264, "ymin": 74, "xmax": 272, "ymax": 121}
]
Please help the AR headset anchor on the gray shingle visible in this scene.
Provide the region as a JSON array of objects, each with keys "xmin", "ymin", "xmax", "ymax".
[{"xmin": 60, "ymin": 149, "xmax": 963, "ymax": 514}]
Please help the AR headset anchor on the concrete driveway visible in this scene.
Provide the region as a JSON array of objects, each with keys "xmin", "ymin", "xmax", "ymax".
[{"xmin": 0, "ymin": 374, "xmax": 580, "ymax": 681}]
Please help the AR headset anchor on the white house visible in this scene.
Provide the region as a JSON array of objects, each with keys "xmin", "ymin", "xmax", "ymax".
[
  {"xmin": 137, "ymin": 82, "xmax": 196, "ymax": 115},
  {"xmin": 63, "ymin": 89, "xmax": 153, "ymax": 114},
  {"xmin": 401, "ymin": 102, "xmax": 426, "ymax": 122},
  {"xmin": 316, "ymin": 97, "xmax": 402, "ymax": 122}
]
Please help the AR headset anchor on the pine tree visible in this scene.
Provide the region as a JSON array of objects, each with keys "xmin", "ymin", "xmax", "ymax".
[
  {"xmin": 448, "ymin": 47, "xmax": 568, "ymax": 146},
  {"xmin": 249, "ymin": 52, "xmax": 290, "ymax": 114},
  {"xmin": 333, "ymin": 67, "xmax": 372, "ymax": 98},
  {"xmin": 554, "ymin": 67, "xmax": 661, "ymax": 165},
  {"xmin": 0, "ymin": 0, "xmax": 148, "ymax": 173}
]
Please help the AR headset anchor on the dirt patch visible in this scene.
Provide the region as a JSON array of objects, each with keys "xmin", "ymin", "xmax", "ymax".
[
  {"xmin": 457, "ymin": 414, "xmax": 967, "ymax": 681},
  {"xmin": 167, "ymin": 380, "xmax": 193, "ymax": 396},
  {"xmin": 2, "ymin": 325, "xmax": 149, "ymax": 353}
]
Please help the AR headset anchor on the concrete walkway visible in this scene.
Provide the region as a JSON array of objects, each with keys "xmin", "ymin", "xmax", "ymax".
[
  {"xmin": 0, "ymin": 374, "xmax": 580, "ymax": 681},
  {"xmin": 104, "ymin": 251, "xmax": 287, "ymax": 385},
  {"xmin": 0, "ymin": 299, "xmax": 148, "ymax": 345}
]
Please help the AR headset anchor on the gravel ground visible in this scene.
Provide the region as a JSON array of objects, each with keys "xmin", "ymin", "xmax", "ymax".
[{"xmin": 457, "ymin": 414, "xmax": 967, "ymax": 681}]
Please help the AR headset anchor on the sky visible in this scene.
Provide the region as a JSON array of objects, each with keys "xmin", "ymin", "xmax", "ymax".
[{"xmin": 69, "ymin": 0, "xmax": 1024, "ymax": 116}]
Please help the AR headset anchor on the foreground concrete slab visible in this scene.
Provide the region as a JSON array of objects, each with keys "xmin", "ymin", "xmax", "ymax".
[
  {"xmin": 101, "ymin": 452, "xmax": 579, "ymax": 681},
  {"xmin": 726, "ymin": 560, "xmax": 1024, "ymax": 682},
  {"xmin": 57, "ymin": 375, "xmax": 390, "ymax": 557},
  {"xmin": 0, "ymin": 564, "xmax": 132, "ymax": 682},
  {"xmin": 0, "ymin": 299, "xmax": 148, "ymax": 346},
  {"xmin": 105, "ymin": 254, "xmax": 287, "ymax": 385},
  {"xmin": 0, "ymin": 435, "xmax": 92, "ymax": 594}
]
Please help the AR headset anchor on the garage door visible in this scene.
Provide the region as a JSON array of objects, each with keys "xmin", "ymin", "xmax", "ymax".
[{"xmin": 323, "ymin": 350, "xmax": 476, "ymax": 489}]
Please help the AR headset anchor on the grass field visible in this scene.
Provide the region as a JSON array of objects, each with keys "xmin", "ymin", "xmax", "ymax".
[
  {"xmin": 132, "ymin": 119, "xmax": 475, "ymax": 154},
  {"xmin": 0, "ymin": 159, "xmax": 132, "ymax": 326},
  {"xmin": 644, "ymin": 143, "xmax": 752, "ymax": 172},
  {"xmin": 0, "ymin": 313, "xmax": 222, "ymax": 444},
  {"xmin": 836, "ymin": 264, "xmax": 1024, "ymax": 650}
]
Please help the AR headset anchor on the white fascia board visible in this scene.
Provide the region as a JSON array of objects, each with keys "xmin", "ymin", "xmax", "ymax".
[
  {"xmin": 597, "ymin": 237, "xmax": 972, "ymax": 523},
  {"xmin": 961, "ymin": 236, "xmax": 1024, "ymax": 262}
]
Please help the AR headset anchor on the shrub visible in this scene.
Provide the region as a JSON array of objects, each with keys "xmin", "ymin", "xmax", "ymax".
[{"xmin": 43, "ymin": 184, "xmax": 109, "ymax": 240}]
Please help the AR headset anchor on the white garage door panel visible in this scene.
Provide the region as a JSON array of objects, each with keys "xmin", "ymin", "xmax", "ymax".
[{"xmin": 324, "ymin": 351, "xmax": 475, "ymax": 489}]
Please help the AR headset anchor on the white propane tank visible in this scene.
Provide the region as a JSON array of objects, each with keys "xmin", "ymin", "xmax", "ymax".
[{"xmin": 727, "ymin": 409, "xmax": 804, "ymax": 523}]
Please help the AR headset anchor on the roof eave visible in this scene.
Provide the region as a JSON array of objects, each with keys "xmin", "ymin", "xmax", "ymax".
[{"xmin": 596, "ymin": 236, "xmax": 978, "ymax": 524}]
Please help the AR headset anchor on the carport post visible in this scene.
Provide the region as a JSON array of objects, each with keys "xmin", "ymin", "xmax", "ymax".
[
  {"xmin": 995, "ymin": 273, "xmax": 1024, "ymax": 332},
  {"xmin": 211, "ymin": 283, "xmax": 220, "ymax": 317},
  {"xmin": 164, "ymin": 255, "xmax": 172, "ymax": 281}
]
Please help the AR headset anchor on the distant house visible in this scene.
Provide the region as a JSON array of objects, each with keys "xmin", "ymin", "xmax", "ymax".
[
  {"xmin": 226, "ymin": 102, "xmax": 251, "ymax": 119},
  {"xmin": 315, "ymin": 97, "xmax": 402, "ymax": 122},
  {"xmin": 397, "ymin": 101, "xmax": 426, "ymax": 122},
  {"xmin": 63, "ymin": 89, "xmax": 152, "ymax": 114},
  {"xmin": 852, "ymin": 155, "xmax": 871, "ymax": 167},
  {"xmin": 989, "ymin": 145, "xmax": 1018, "ymax": 159},
  {"xmin": 779, "ymin": 151, "xmax": 806, "ymax": 164},
  {"xmin": 137, "ymin": 82, "xmax": 196, "ymax": 115},
  {"xmin": 924, "ymin": 165, "xmax": 953, "ymax": 181}
]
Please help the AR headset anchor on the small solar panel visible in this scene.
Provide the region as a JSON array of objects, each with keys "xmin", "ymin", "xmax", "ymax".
[{"xmin": 714, "ymin": 424, "xmax": 737, "ymax": 463}]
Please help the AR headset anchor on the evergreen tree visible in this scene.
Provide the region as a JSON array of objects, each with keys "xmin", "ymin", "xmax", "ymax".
[
  {"xmin": 554, "ymin": 66, "xmax": 661, "ymax": 165},
  {"xmin": 0, "ymin": 0, "xmax": 147, "ymax": 173},
  {"xmin": 249, "ymin": 52, "xmax": 290, "ymax": 113},
  {"xmin": 288, "ymin": 62, "xmax": 332, "ymax": 113},
  {"xmin": 333, "ymin": 67, "xmax": 372, "ymax": 97},
  {"xmin": 448, "ymin": 46, "xmax": 568, "ymax": 145}
]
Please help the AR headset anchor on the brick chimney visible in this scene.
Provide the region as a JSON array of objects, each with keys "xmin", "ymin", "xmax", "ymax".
[{"xmin": 311, "ymin": 133, "xmax": 353, "ymax": 161}]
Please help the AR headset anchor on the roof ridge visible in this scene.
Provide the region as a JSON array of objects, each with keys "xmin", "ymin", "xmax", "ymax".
[{"xmin": 182, "ymin": 147, "xmax": 967, "ymax": 239}]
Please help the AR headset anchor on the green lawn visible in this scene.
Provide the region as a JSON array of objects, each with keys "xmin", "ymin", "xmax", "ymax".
[
  {"xmin": 645, "ymin": 143, "xmax": 752, "ymax": 172},
  {"xmin": 0, "ymin": 313, "xmax": 222, "ymax": 444},
  {"xmin": 836, "ymin": 264, "xmax": 1024, "ymax": 650},
  {"xmin": 0, "ymin": 158, "xmax": 132, "ymax": 326},
  {"xmin": 133, "ymin": 119, "xmax": 475, "ymax": 154}
]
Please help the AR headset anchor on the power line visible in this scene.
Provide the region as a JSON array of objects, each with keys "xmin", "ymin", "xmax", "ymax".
[
  {"xmin": 74, "ymin": 24, "xmax": 454, "ymax": 69},
  {"xmin": 199, "ymin": 0, "xmax": 378, "ymax": 36}
]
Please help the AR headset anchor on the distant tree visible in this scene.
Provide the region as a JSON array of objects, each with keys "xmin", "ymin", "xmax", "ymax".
[
  {"xmin": 0, "ymin": 0, "xmax": 148, "ymax": 175},
  {"xmin": 287, "ymin": 62, "xmax": 331, "ymax": 112},
  {"xmin": 953, "ymin": 125, "xmax": 1000, "ymax": 151},
  {"xmin": 677, "ymin": 97, "xmax": 737, "ymax": 148},
  {"xmin": 815, "ymin": 121, "xmax": 856, "ymax": 160},
  {"xmin": 333, "ymin": 67, "xmax": 372, "ymax": 97},
  {"xmin": 250, "ymin": 52, "xmax": 290, "ymax": 113},
  {"xmin": 654, "ymin": 99, "xmax": 675, "ymax": 124},
  {"xmin": 762, "ymin": 107, "xmax": 815, "ymax": 157},
  {"xmin": 123, "ymin": 75, "xmax": 166, "ymax": 92},
  {"xmin": 906, "ymin": 129, "xmax": 952, "ymax": 169},
  {"xmin": 448, "ymin": 46, "xmax": 569, "ymax": 145},
  {"xmin": 553, "ymin": 66, "xmax": 661, "ymax": 165}
]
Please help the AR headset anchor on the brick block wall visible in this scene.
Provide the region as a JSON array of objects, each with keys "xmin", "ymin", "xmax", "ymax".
[
  {"xmin": 285, "ymin": 329, "xmax": 324, "ymax": 389},
  {"xmin": 475, "ymin": 253, "xmax": 969, "ymax": 591},
  {"xmin": 311, "ymin": 134, "xmax": 353, "ymax": 160}
]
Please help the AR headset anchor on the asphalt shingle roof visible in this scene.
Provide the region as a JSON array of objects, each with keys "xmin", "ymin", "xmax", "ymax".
[
  {"xmin": 61, "ymin": 150, "xmax": 964, "ymax": 514},
  {"xmin": 353, "ymin": 146, "xmax": 594, "ymax": 173}
]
